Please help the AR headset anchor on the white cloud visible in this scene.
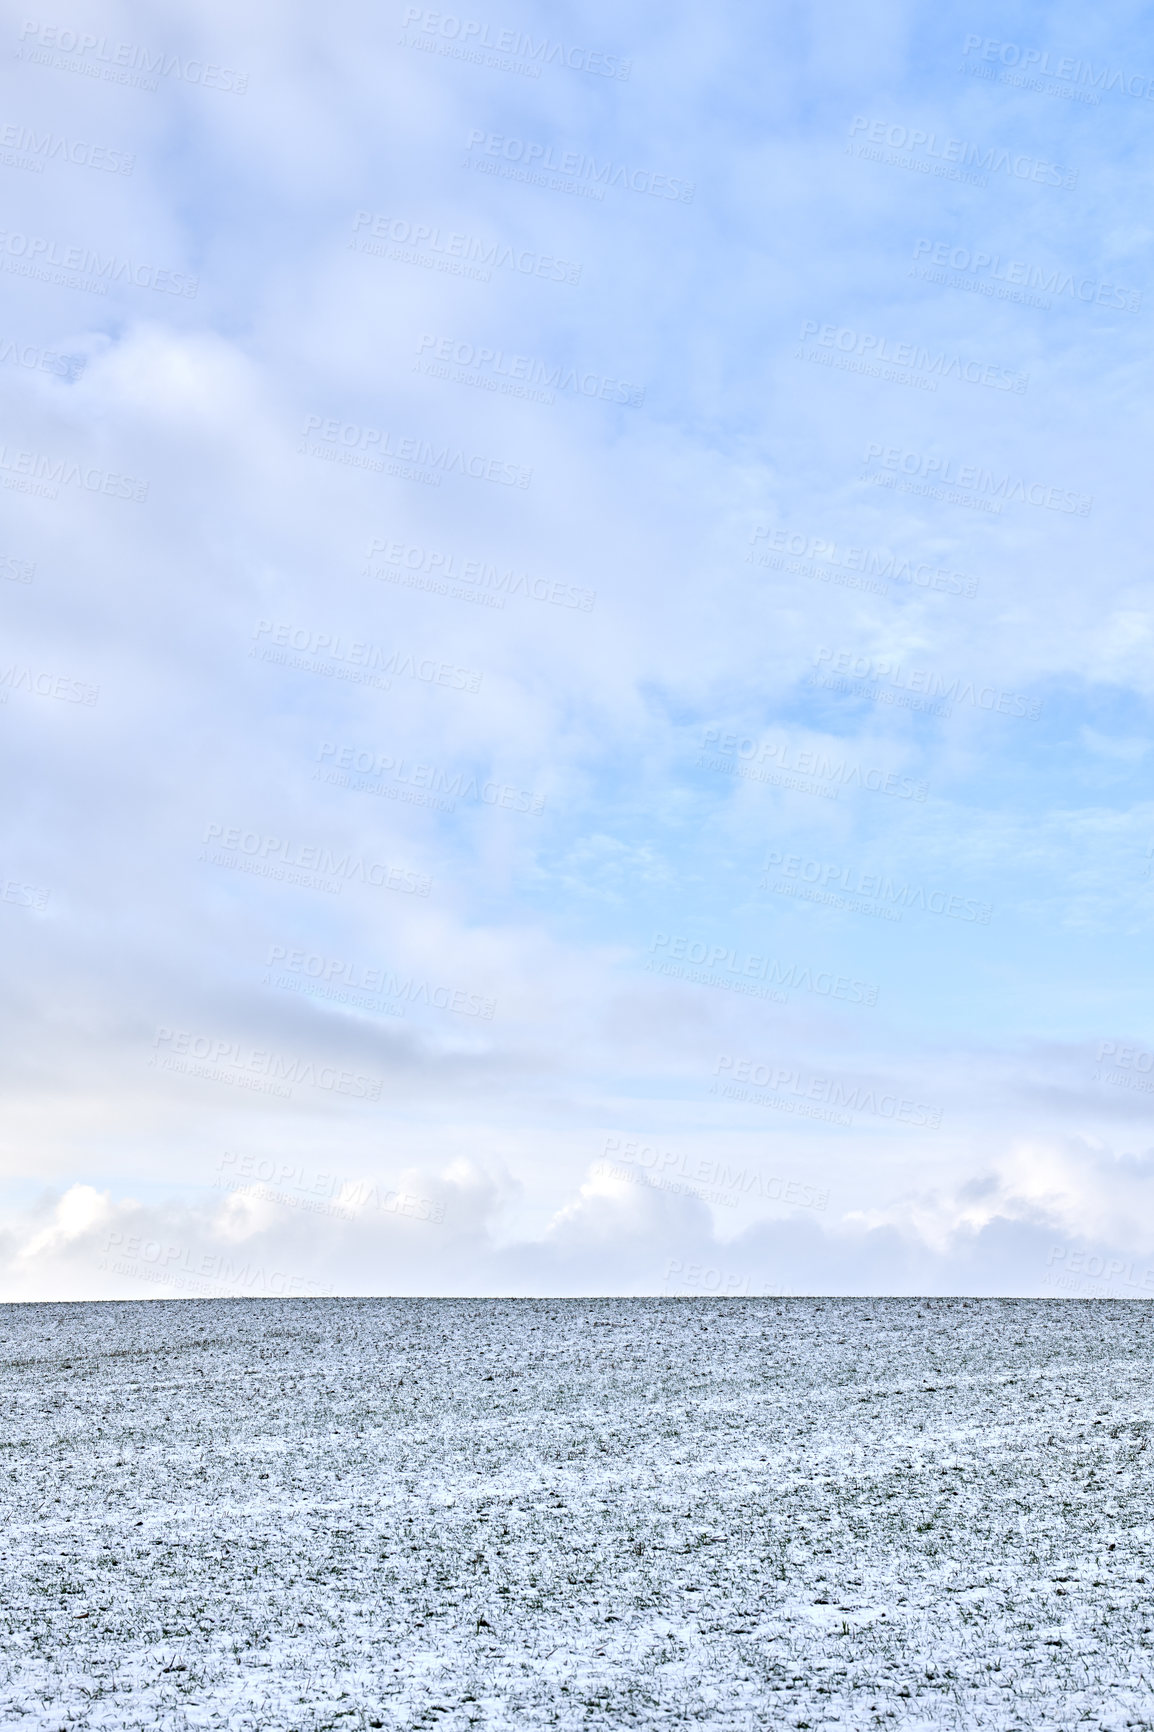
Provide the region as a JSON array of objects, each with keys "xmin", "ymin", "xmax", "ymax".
[{"xmin": 3, "ymin": 0, "xmax": 1151, "ymax": 1294}]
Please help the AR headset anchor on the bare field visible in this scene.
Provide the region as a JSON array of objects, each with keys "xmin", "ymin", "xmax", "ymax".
[{"xmin": 2, "ymin": 1298, "xmax": 1153, "ymax": 1729}]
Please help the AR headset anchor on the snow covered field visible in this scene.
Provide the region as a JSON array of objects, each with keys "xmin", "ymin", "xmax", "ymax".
[{"xmin": 2, "ymin": 1298, "xmax": 1153, "ymax": 1730}]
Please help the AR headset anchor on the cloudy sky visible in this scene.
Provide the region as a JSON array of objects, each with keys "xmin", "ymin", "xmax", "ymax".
[{"xmin": 3, "ymin": 0, "xmax": 1153, "ymax": 1300}]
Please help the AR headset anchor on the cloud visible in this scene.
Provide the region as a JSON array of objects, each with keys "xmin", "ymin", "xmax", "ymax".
[
  {"xmin": 4, "ymin": 0, "xmax": 1152, "ymax": 1295},
  {"xmin": 6, "ymin": 1133, "xmax": 1153, "ymax": 1299}
]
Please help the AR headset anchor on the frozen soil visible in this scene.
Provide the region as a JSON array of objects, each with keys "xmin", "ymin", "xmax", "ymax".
[{"xmin": 2, "ymin": 1299, "xmax": 1154, "ymax": 1730}]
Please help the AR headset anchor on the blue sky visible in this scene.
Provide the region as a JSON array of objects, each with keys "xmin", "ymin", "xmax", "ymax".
[{"xmin": 2, "ymin": 0, "xmax": 1153, "ymax": 1298}]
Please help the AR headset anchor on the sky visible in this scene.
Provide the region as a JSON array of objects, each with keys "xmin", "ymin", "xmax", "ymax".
[{"xmin": 2, "ymin": 0, "xmax": 1153, "ymax": 1300}]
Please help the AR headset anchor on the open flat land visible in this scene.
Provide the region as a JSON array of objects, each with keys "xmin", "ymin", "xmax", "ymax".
[{"xmin": 2, "ymin": 1298, "xmax": 1153, "ymax": 1729}]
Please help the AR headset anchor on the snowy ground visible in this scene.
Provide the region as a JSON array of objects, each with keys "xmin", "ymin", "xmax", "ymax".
[{"xmin": 2, "ymin": 1299, "xmax": 1153, "ymax": 1730}]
